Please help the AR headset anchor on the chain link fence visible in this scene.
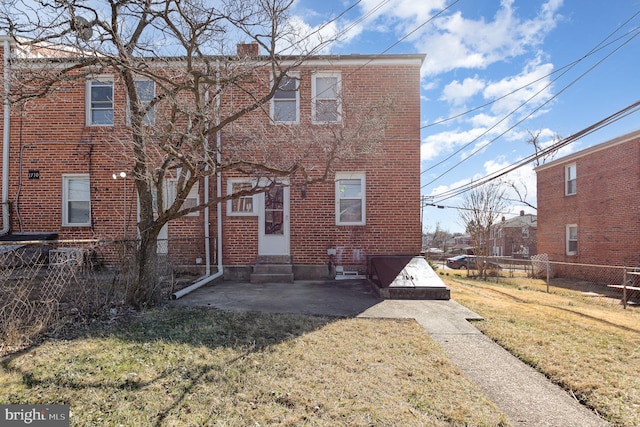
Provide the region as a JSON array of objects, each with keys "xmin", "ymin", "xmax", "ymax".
[
  {"xmin": 0, "ymin": 236, "xmax": 216, "ymax": 352},
  {"xmin": 433, "ymin": 253, "xmax": 640, "ymax": 309}
]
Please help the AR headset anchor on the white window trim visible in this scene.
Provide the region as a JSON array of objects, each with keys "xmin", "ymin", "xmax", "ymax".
[
  {"xmin": 312, "ymin": 71, "xmax": 342, "ymax": 124},
  {"xmin": 227, "ymin": 179, "xmax": 257, "ymax": 216},
  {"xmin": 335, "ymin": 172, "xmax": 366, "ymax": 226},
  {"xmin": 566, "ymin": 224, "xmax": 578, "ymax": 256},
  {"xmin": 85, "ymin": 75, "xmax": 114, "ymax": 126},
  {"xmin": 127, "ymin": 79, "xmax": 156, "ymax": 126},
  {"xmin": 166, "ymin": 178, "xmax": 199, "ymax": 217},
  {"xmin": 62, "ymin": 174, "xmax": 91, "ymax": 227},
  {"xmin": 270, "ymin": 72, "xmax": 300, "ymax": 124},
  {"xmin": 565, "ymin": 163, "xmax": 576, "ymax": 196}
]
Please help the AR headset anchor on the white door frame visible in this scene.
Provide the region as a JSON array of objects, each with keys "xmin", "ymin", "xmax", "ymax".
[{"xmin": 258, "ymin": 183, "xmax": 290, "ymax": 256}]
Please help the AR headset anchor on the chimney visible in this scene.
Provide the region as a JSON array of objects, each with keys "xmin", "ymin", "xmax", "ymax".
[
  {"xmin": 520, "ymin": 210, "xmax": 525, "ymax": 216},
  {"xmin": 237, "ymin": 42, "xmax": 259, "ymax": 56}
]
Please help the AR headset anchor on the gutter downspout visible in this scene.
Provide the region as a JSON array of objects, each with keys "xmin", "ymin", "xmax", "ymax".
[
  {"xmin": 1, "ymin": 38, "xmax": 11, "ymax": 236},
  {"xmin": 172, "ymin": 62, "xmax": 224, "ymax": 299}
]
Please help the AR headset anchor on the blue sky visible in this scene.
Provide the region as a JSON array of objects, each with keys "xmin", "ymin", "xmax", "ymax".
[{"xmin": 289, "ymin": 0, "xmax": 640, "ymax": 233}]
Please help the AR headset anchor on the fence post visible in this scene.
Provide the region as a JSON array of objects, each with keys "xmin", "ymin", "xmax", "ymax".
[
  {"xmin": 622, "ymin": 268, "xmax": 627, "ymax": 310},
  {"xmin": 546, "ymin": 261, "xmax": 550, "ymax": 293}
]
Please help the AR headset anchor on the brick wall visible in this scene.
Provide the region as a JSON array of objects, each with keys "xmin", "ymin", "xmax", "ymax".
[
  {"xmin": 1, "ymin": 51, "xmax": 423, "ymax": 274},
  {"xmin": 536, "ymin": 133, "xmax": 640, "ymax": 267}
]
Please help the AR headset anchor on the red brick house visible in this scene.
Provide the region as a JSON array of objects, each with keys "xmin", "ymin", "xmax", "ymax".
[
  {"xmin": 489, "ymin": 211, "xmax": 537, "ymax": 258},
  {"xmin": 535, "ymin": 129, "xmax": 640, "ymax": 267},
  {"xmin": 0, "ymin": 36, "xmax": 424, "ymax": 283}
]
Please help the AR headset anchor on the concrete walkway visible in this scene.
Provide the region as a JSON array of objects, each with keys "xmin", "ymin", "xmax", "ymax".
[{"xmin": 173, "ymin": 279, "xmax": 610, "ymax": 426}]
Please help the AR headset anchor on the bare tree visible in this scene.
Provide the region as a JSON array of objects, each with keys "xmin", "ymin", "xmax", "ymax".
[
  {"xmin": 503, "ymin": 129, "xmax": 561, "ymax": 211},
  {"xmin": 2, "ymin": 0, "xmax": 391, "ymax": 307},
  {"xmin": 458, "ymin": 182, "xmax": 507, "ymax": 279}
]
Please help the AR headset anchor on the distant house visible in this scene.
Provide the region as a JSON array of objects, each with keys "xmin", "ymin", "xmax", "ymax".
[
  {"xmin": 535, "ymin": 129, "xmax": 640, "ymax": 267},
  {"xmin": 0, "ymin": 36, "xmax": 425, "ymax": 282},
  {"xmin": 447, "ymin": 234, "xmax": 474, "ymax": 255},
  {"xmin": 489, "ymin": 211, "xmax": 537, "ymax": 258}
]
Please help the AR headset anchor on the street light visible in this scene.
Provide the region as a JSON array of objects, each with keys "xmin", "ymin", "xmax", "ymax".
[{"xmin": 112, "ymin": 172, "xmax": 127, "ymax": 237}]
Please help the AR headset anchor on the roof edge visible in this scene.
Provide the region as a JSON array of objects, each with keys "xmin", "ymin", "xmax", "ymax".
[{"xmin": 535, "ymin": 128, "xmax": 640, "ymax": 171}]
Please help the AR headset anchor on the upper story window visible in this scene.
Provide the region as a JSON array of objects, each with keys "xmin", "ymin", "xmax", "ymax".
[
  {"xmin": 565, "ymin": 163, "xmax": 576, "ymax": 195},
  {"xmin": 522, "ymin": 227, "xmax": 529, "ymax": 238},
  {"xmin": 271, "ymin": 74, "xmax": 299, "ymax": 124},
  {"xmin": 62, "ymin": 174, "xmax": 91, "ymax": 226},
  {"xmin": 566, "ymin": 224, "xmax": 578, "ymax": 255},
  {"xmin": 86, "ymin": 77, "xmax": 114, "ymax": 126},
  {"xmin": 312, "ymin": 72, "xmax": 341, "ymax": 123},
  {"xmin": 335, "ymin": 172, "xmax": 366, "ymax": 226},
  {"xmin": 131, "ymin": 80, "xmax": 155, "ymax": 125},
  {"xmin": 227, "ymin": 180, "xmax": 256, "ymax": 216}
]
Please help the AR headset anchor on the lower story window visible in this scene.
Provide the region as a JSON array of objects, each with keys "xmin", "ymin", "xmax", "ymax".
[
  {"xmin": 566, "ymin": 224, "xmax": 578, "ymax": 255},
  {"xmin": 62, "ymin": 174, "xmax": 91, "ymax": 226},
  {"xmin": 227, "ymin": 180, "xmax": 256, "ymax": 216},
  {"xmin": 335, "ymin": 172, "xmax": 365, "ymax": 225},
  {"xmin": 167, "ymin": 179, "xmax": 199, "ymax": 216}
]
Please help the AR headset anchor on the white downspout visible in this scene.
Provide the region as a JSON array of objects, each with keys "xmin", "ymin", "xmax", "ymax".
[
  {"xmin": 172, "ymin": 61, "xmax": 224, "ymax": 299},
  {"xmin": 1, "ymin": 38, "xmax": 11, "ymax": 236}
]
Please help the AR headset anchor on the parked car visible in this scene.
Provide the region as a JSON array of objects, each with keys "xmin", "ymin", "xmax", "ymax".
[{"xmin": 446, "ymin": 255, "xmax": 501, "ymax": 271}]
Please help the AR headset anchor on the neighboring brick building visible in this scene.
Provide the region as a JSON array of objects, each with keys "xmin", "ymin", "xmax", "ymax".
[
  {"xmin": 0, "ymin": 36, "xmax": 424, "ymax": 281},
  {"xmin": 489, "ymin": 211, "xmax": 537, "ymax": 258},
  {"xmin": 535, "ymin": 129, "xmax": 640, "ymax": 267}
]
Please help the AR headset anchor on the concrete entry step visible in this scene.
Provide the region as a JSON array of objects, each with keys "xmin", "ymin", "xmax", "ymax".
[
  {"xmin": 251, "ymin": 255, "xmax": 294, "ymax": 283},
  {"xmin": 253, "ymin": 264, "xmax": 293, "ymax": 275},
  {"xmin": 255, "ymin": 255, "xmax": 292, "ymax": 264}
]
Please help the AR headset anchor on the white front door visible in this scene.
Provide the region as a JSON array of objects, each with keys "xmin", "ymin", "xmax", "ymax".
[{"xmin": 258, "ymin": 184, "xmax": 290, "ymax": 256}]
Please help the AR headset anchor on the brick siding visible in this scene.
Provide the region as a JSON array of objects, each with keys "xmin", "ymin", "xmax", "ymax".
[
  {"xmin": 0, "ymin": 46, "xmax": 422, "ymax": 274},
  {"xmin": 536, "ymin": 132, "xmax": 640, "ymax": 267}
]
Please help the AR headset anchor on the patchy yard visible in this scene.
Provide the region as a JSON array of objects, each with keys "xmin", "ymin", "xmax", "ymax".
[
  {"xmin": 445, "ymin": 276, "xmax": 640, "ymax": 427},
  {"xmin": 1, "ymin": 308, "xmax": 508, "ymax": 426}
]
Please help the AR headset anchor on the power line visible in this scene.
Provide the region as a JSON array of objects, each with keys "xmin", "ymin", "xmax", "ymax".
[
  {"xmin": 420, "ymin": 9, "xmax": 640, "ymax": 130},
  {"xmin": 421, "ymin": 16, "xmax": 640, "ymax": 179},
  {"xmin": 429, "ymin": 99, "xmax": 640, "ymax": 203}
]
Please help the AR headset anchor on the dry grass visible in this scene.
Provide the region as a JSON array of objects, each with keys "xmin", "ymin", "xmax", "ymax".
[
  {"xmin": 1, "ymin": 307, "xmax": 508, "ymax": 426},
  {"xmin": 444, "ymin": 276, "xmax": 640, "ymax": 427}
]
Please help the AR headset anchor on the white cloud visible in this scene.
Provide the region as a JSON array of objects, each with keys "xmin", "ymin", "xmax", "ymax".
[
  {"xmin": 416, "ymin": 0, "xmax": 564, "ymax": 76},
  {"xmin": 420, "ymin": 127, "xmax": 489, "ymax": 161},
  {"xmin": 441, "ymin": 76, "xmax": 485, "ymax": 105},
  {"xmin": 484, "ymin": 58, "xmax": 555, "ymax": 116}
]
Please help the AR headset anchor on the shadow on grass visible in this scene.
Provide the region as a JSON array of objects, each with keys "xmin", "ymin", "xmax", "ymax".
[{"xmin": 1, "ymin": 307, "xmax": 340, "ymax": 426}]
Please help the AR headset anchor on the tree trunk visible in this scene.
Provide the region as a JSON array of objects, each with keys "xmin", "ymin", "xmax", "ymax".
[{"xmin": 126, "ymin": 226, "xmax": 161, "ymax": 309}]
